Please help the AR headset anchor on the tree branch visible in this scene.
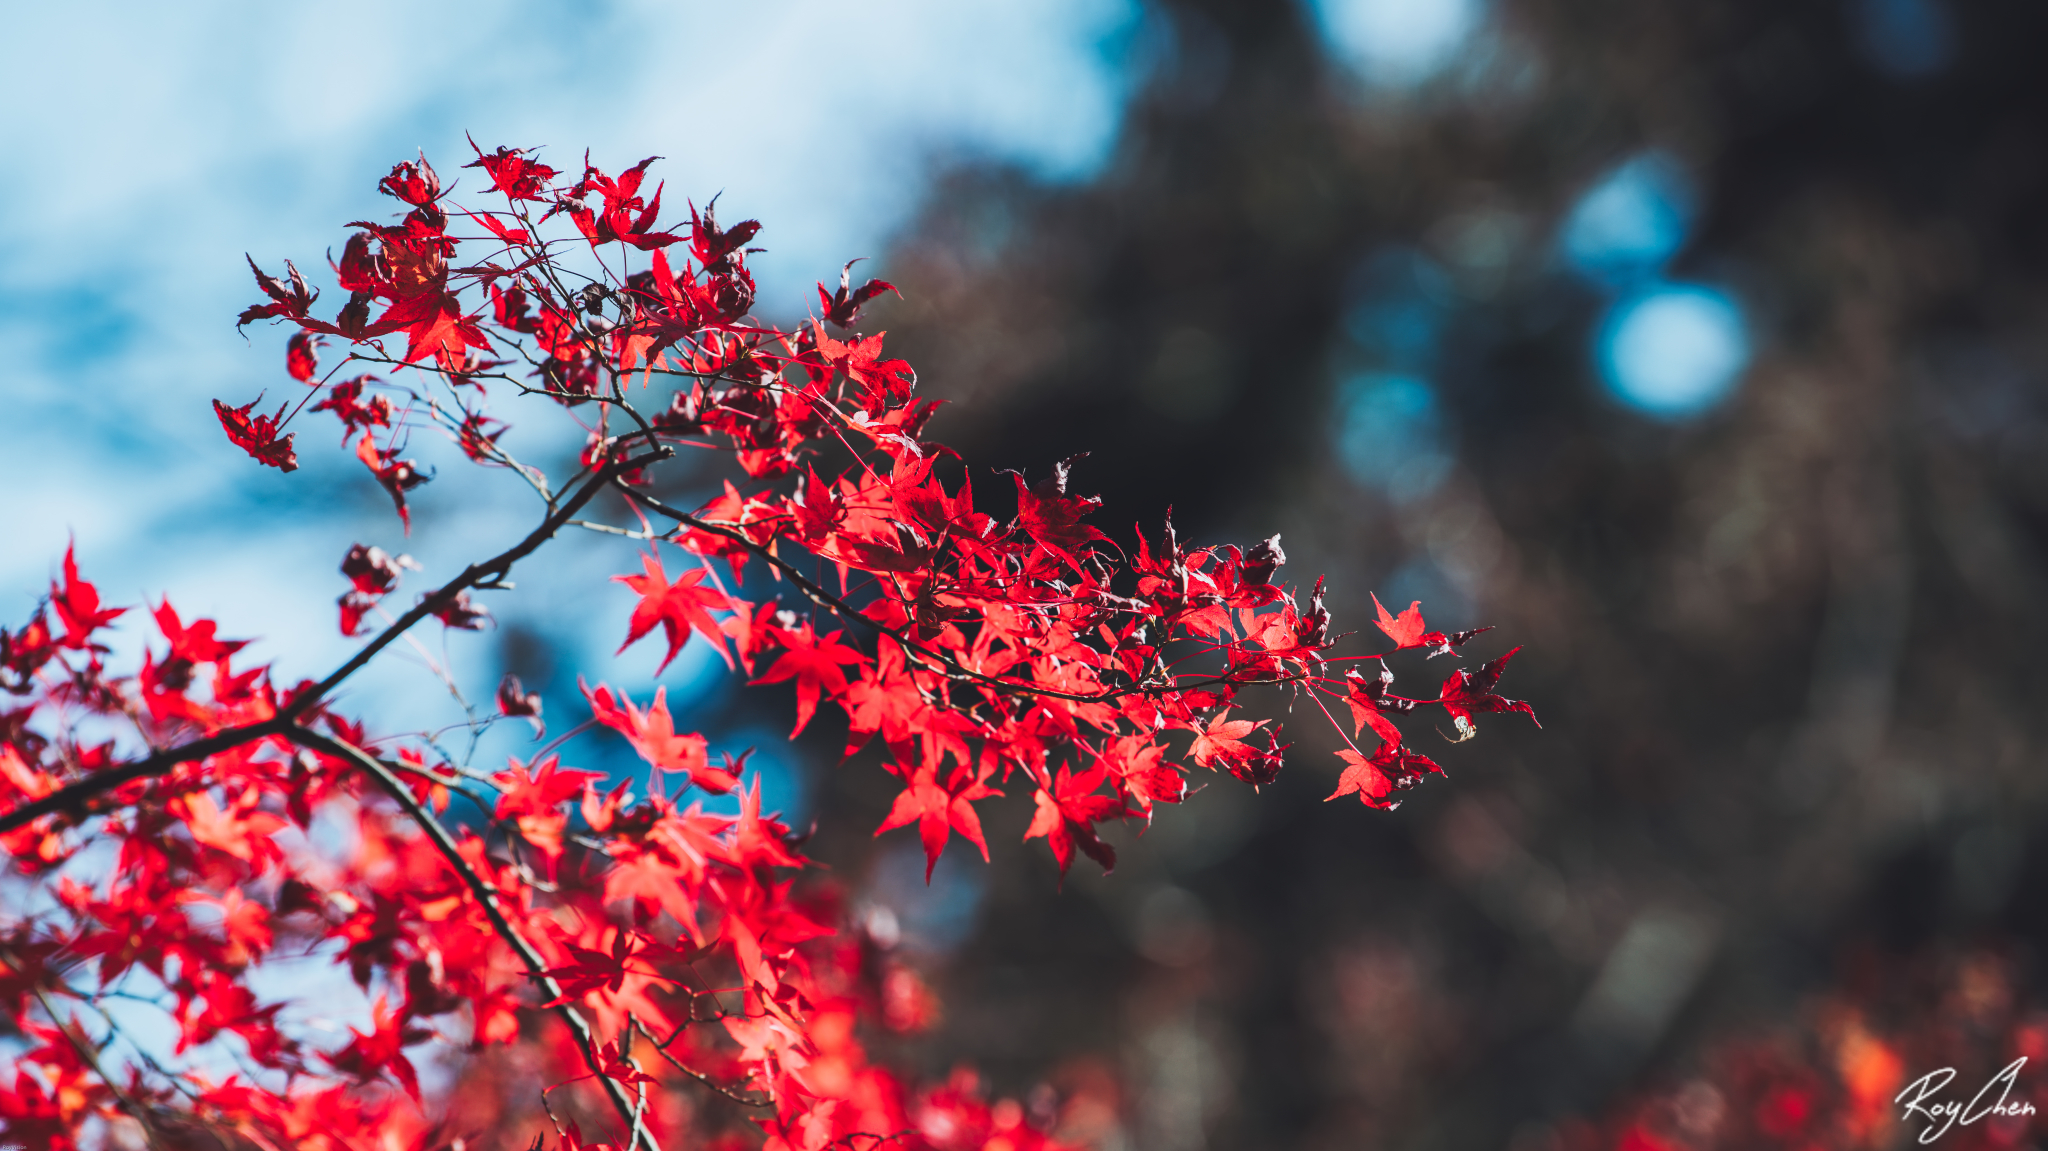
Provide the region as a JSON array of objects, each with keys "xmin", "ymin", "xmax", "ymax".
[
  {"xmin": 0, "ymin": 720, "xmax": 289, "ymax": 836},
  {"xmin": 619, "ymin": 484, "xmax": 1302, "ymax": 706},
  {"xmin": 284, "ymin": 726, "xmax": 662, "ymax": 1151},
  {"xmin": 0, "ymin": 450, "xmax": 663, "ymax": 838},
  {"xmin": 285, "ymin": 448, "xmax": 666, "ymax": 719}
]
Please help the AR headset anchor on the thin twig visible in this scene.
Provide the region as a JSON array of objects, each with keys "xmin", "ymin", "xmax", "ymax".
[
  {"xmin": 32, "ymin": 985, "xmax": 162, "ymax": 1149},
  {"xmin": 632, "ymin": 1017, "xmax": 774, "ymax": 1109},
  {"xmin": 570, "ymin": 519, "xmax": 661, "ymax": 540}
]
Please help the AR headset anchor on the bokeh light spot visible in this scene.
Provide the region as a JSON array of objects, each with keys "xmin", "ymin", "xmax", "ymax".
[
  {"xmin": 1561, "ymin": 152, "xmax": 1695, "ymax": 283},
  {"xmin": 1853, "ymin": 0, "xmax": 1956, "ymax": 79},
  {"xmin": 1596, "ymin": 285, "xmax": 1750, "ymax": 419},
  {"xmin": 869, "ymin": 840, "xmax": 988, "ymax": 957},
  {"xmin": 1335, "ymin": 372, "xmax": 1453, "ymax": 501},
  {"xmin": 1344, "ymin": 247, "xmax": 1454, "ymax": 369},
  {"xmin": 1304, "ymin": 0, "xmax": 1484, "ymax": 88}
]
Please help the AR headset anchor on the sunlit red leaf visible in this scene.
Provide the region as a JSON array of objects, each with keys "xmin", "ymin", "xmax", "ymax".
[{"xmin": 614, "ymin": 551, "xmax": 732, "ymax": 673}]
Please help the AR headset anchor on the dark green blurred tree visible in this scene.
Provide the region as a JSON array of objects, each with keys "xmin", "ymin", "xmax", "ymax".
[{"xmin": 821, "ymin": 1, "xmax": 2048, "ymax": 1147}]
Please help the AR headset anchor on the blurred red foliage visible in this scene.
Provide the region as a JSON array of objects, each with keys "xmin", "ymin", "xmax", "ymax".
[{"xmin": 1559, "ymin": 951, "xmax": 2046, "ymax": 1151}]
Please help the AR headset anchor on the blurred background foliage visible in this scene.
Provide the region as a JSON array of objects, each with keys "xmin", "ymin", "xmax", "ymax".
[{"xmin": 799, "ymin": 1, "xmax": 2048, "ymax": 1148}]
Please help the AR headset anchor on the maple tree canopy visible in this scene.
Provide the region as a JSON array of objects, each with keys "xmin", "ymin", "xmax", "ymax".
[{"xmin": 0, "ymin": 144, "xmax": 1533, "ymax": 1151}]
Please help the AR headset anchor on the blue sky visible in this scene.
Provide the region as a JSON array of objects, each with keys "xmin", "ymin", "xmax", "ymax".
[{"xmin": 0, "ymin": 0, "xmax": 1144, "ymax": 749}]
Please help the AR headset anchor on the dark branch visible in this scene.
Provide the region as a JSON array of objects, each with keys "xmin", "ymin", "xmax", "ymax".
[
  {"xmin": 0, "ymin": 719, "xmax": 288, "ymax": 836},
  {"xmin": 0, "ymin": 450, "xmax": 664, "ymax": 838},
  {"xmin": 285, "ymin": 726, "xmax": 661, "ymax": 1151}
]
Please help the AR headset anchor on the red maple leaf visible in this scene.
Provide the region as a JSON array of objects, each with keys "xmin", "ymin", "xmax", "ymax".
[
  {"xmin": 141, "ymin": 600, "xmax": 245, "ymax": 712},
  {"xmin": 817, "ymin": 327, "xmax": 915, "ymax": 417},
  {"xmin": 789, "ymin": 466, "xmax": 846, "ymax": 541},
  {"xmin": 1341, "ymin": 660, "xmax": 1416, "ymax": 748},
  {"xmin": 377, "ymin": 155, "xmax": 441, "ymax": 206},
  {"xmin": 463, "ymin": 137, "xmax": 559, "ymax": 201},
  {"xmin": 328, "ymin": 995, "xmax": 430, "ymax": 1101},
  {"xmin": 236, "ymin": 255, "xmax": 319, "ymax": 328},
  {"xmin": 496, "ymin": 673, "xmax": 544, "ymax": 736},
  {"xmin": 178, "ymin": 787, "xmax": 286, "ymax": 864},
  {"xmin": 1371, "ymin": 593, "xmax": 1429, "ymax": 649},
  {"xmin": 1327, "ymin": 743, "xmax": 1444, "ymax": 809},
  {"xmin": 727, "ymin": 775, "xmax": 805, "ymax": 872},
  {"xmin": 840, "ymin": 652, "xmax": 924, "ymax": 760},
  {"xmin": 49, "ymin": 545, "xmax": 125, "ymax": 649},
  {"xmin": 584, "ymin": 682, "xmax": 736, "ymax": 794},
  {"xmin": 466, "ymin": 210, "xmax": 533, "ymax": 247},
  {"xmin": 456, "ymin": 411, "xmax": 508, "ymax": 461},
  {"xmin": 1186, "ymin": 709, "xmax": 1287, "ymax": 789},
  {"xmin": 177, "ymin": 970, "xmax": 290, "ymax": 1065},
  {"xmin": 1437, "ymin": 646, "xmax": 1539, "ymax": 741},
  {"xmin": 492, "ymin": 755, "xmax": 603, "ymax": 821},
  {"xmin": 817, "ymin": 258, "xmax": 899, "ymax": 329},
  {"xmin": 1092, "ymin": 733, "xmax": 1187, "ymax": 817},
  {"xmin": 354, "ymin": 433, "xmax": 431, "ymax": 531},
  {"xmin": 1024, "ymin": 761, "xmax": 1125, "ymax": 880},
  {"xmin": 540, "ymin": 928, "xmax": 647, "ymax": 1005},
  {"xmin": 286, "ymin": 331, "xmax": 321, "ymax": 383},
  {"xmin": 432, "ymin": 590, "xmax": 490, "ymax": 630},
  {"xmin": 177, "ymin": 888, "xmax": 273, "ymax": 967},
  {"xmin": 1011, "ymin": 455, "xmax": 1108, "ymax": 566},
  {"xmin": 1370, "ymin": 593, "xmax": 1494, "ymax": 657},
  {"xmin": 337, "ymin": 593, "xmax": 378, "ymax": 637},
  {"xmin": 687, "ymin": 198, "xmax": 761, "ymax": 272},
  {"xmin": 601, "ymin": 838, "xmax": 711, "ymax": 927},
  {"xmin": 562, "ymin": 155, "xmax": 682, "ymax": 250},
  {"xmin": 750, "ymin": 625, "xmax": 868, "ymax": 738},
  {"xmin": 1187, "ymin": 709, "xmax": 1262, "ymax": 770},
  {"xmin": 720, "ymin": 599, "xmax": 788, "ymax": 677},
  {"xmin": 614, "ymin": 551, "xmax": 732, "ymax": 673},
  {"xmin": 875, "ymin": 762, "xmax": 1002, "ymax": 881},
  {"xmin": 398, "ymin": 292, "xmax": 490, "ymax": 366},
  {"xmin": 339, "ymin": 543, "xmax": 414, "ymax": 597},
  {"xmin": 309, "ymin": 375, "xmax": 393, "ymax": 442},
  {"xmin": 587, "ymin": 1041, "xmax": 662, "ymax": 1089},
  {"xmin": 214, "ymin": 396, "xmax": 299, "ymax": 472}
]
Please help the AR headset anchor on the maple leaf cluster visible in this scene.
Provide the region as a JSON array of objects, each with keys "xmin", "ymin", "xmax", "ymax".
[{"xmin": 0, "ymin": 144, "xmax": 1536, "ymax": 1150}]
